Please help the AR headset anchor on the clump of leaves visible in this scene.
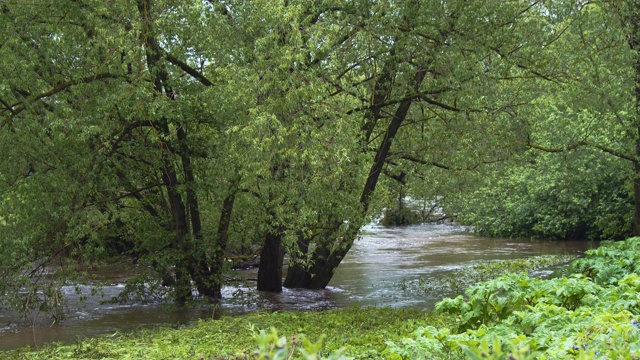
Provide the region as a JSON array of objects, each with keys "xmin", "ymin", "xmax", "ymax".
[
  {"xmin": 252, "ymin": 327, "xmax": 348, "ymax": 360},
  {"xmin": 381, "ymin": 207, "xmax": 421, "ymax": 226},
  {"xmin": 567, "ymin": 237, "xmax": 640, "ymax": 282}
]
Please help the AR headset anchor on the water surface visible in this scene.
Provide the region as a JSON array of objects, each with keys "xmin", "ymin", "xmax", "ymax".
[{"xmin": 0, "ymin": 223, "xmax": 593, "ymax": 350}]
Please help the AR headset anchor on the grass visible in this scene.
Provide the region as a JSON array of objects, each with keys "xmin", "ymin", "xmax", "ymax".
[{"xmin": 1, "ymin": 307, "xmax": 454, "ymax": 359}]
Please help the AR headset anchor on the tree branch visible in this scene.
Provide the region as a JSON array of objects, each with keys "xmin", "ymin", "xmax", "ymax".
[
  {"xmin": 105, "ymin": 119, "xmax": 155, "ymax": 156},
  {"xmin": 33, "ymin": 73, "xmax": 118, "ymax": 102},
  {"xmin": 394, "ymin": 154, "xmax": 453, "ymax": 170},
  {"xmin": 382, "ymin": 169, "xmax": 406, "ymax": 185},
  {"xmin": 419, "ymin": 95, "xmax": 462, "ymax": 112},
  {"xmin": 164, "ymin": 52, "xmax": 214, "ymax": 87},
  {"xmin": 522, "ymin": 140, "xmax": 638, "ymax": 164},
  {"xmin": 2, "ymin": 73, "xmax": 118, "ymax": 128},
  {"xmin": 347, "ymin": 88, "xmax": 453, "ymax": 115},
  {"xmin": 0, "ymin": 97, "xmax": 15, "ymax": 115},
  {"xmin": 394, "ymin": 153, "xmax": 508, "ymax": 171}
]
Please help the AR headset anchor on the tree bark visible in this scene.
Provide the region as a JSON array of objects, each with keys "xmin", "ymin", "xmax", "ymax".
[
  {"xmin": 628, "ymin": 2, "xmax": 640, "ymax": 236},
  {"xmin": 158, "ymin": 149, "xmax": 192, "ymax": 303},
  {"xmin": 209, "ymin": 184, "xmax": 238, "ymax": 299},
  {"xmin": 137, "ymin": 0, "xmax": 198, "ymax": 304},
  {"xmin": 283, "ymin": 236, "xmax": 311, "ymax": 288},
  {"xmin": 176, "ymin": 126, "xmax": 223, "ymax": 300},
  {"xmin": 257, "ymin": 230, "xmax": 285, "ymax": 292},
  {"xmin": 361, "ymin": 56, "xmax": 397, "ymax": 144}
]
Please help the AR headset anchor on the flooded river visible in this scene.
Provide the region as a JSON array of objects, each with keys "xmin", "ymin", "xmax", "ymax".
[{"xmin": 0, "ymin": 223, "xmax": 593, "ymax": 350}]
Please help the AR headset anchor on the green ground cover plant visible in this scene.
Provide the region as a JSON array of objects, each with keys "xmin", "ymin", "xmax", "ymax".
[{"xmin": 1, "ymin": 307, "xmax": 452, "ymax": 359}]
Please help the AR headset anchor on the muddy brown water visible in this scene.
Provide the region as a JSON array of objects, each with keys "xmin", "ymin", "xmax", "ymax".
[{"xmin": 0, "ymin": 223, "xmax": 594, "ymax": 350}]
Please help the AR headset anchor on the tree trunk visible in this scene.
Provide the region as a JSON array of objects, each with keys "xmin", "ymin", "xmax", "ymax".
[
  {"xmin": 634, "ymin": 163, "xmax": 640, "ymax": 236},
  {"xmin": 209, "ymin": 184, "xmax": 238, "ymax": 299},
  {"xmin": 257, "ymin": 230, "xmax": 285, "ymax": 292},
  {"xmin": 283, "ymin": 236, "xmax": 311, "ymax": 288},
  {"xmin": 361, "ymin": 56, "xmax": 397, "ymax": 144},
  {"xmin": 629, "ymin": 4, "xmax": 640, "ymax": 236},
  {"xmin": 176, "ymin": 126, "xmax": 223, "ymax": 301},
  {"xmin": 161, "ymin": 154, "xmax": 193, "ymax": 304},
  {"xmin": 138, "ymin": 0, "xmax": 196, "ymax": 304},
  {"xmin": 305, "ymin": 228, "xmax": 358, "ymax": 289},
  {"xmin": 159, "ymin": 128, "xmax": 195, "ymax": 303}
]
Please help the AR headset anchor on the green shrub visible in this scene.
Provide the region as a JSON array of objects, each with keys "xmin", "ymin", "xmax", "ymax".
[
  {"xmin": 381, "ymin": 207, "xmax": 421, "ymax": 226},
  {"xmin": 451, "ymin": 150, "xmax": 634, "ymax": 241}
]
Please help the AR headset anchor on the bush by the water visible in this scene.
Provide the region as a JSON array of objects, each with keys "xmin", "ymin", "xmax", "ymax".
[
  {"xmin": 381, "ymin": 207, "xmax": 421, "ymax": 226},
  {"xmin": 451, "ymin": 150, "xmax": 634, "ymax": 241}
]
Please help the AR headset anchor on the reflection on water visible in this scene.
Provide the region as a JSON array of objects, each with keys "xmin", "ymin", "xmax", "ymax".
[{"xmin": 0, "ymin": 223, "xmax": 594, "ymax": 350}]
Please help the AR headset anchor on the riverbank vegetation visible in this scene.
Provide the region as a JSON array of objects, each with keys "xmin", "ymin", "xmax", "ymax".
[
  {"xmin": 2, "ymin": 307, "xmax": 452, "ymax": 359},
  {"xmin": 4, "ymin": 3, "xmax": 640, "ymax": 357},
  {"xmin": 398, "ymin": 254, "xmax": 578, "ymax": 296},
  {"xmin": 3, "ymin": 237, "xmax": 638, "ymax": 359},
  {"xmin": 5, "ymin": 0, "xmax": 640, "ymax": 320},
  {"xmin": 388, "ymin": 237, "xmax": 640, "ymax": 359}
]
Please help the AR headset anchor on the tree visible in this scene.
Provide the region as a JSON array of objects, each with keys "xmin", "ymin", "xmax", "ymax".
[
  {"xmin": 0, "ymin": 0, "xmax": 255, "ymax": 313},
  {"xmin": 284, "ymin": 0, "xmax": 575, "ymax": 289},
  {"xmin": 487, "ymin": 0, "xmax": 640, "ymax": 238}
]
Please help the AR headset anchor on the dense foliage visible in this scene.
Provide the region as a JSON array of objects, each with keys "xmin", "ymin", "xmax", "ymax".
[
  {"xmin": 1, "ymin": 0, "xmax": 640, "ymax": 336},
  {"xmin": 444, "ymin": 0, "xmax": 640, "ymax": 240},
  {"xmin": 0, "ymin": 0, "xmax": 595, "ymax": 318},
  {"xmin": 454, "ymin": 149, "xmax": 634, "ymax": 240}
]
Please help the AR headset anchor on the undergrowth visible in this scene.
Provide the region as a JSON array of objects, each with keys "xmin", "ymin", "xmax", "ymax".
[{"xmin": 1, "ymin": 307, "xmax": 450, "ymax": 359}]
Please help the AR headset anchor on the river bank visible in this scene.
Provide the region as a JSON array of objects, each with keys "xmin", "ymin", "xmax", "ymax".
[
  {"xmin": 3, "ymin": 237, "xmax": 639, "ymax": 359},
  {"xmin": 0, "ymin": 224, "xmax": 592, "ymax": 350},
  {"xmin": 2, "ymin": 306, "xmax": 449, "ymax": 359}
]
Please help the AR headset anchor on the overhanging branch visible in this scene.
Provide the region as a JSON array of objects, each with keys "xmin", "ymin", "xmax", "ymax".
[
  {"xmin": 522, "ymin": 140, "xmax": 637, "ymax": 164},
  {"xmin": 164, "ymin": 52, "xmax": 214, "ymax": 87},
  {"xmin": 2, "ymin": 73, "xmax": 118, "ymax": 128},
  {"xmin": 393, "ymin": 153, "xmax": 508, "ymax": 171}
]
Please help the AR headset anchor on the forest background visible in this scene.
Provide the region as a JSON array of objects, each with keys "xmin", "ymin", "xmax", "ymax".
[{"xmin": 1, "ymin": 0, "xmax": 639, "ymax": 319}]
